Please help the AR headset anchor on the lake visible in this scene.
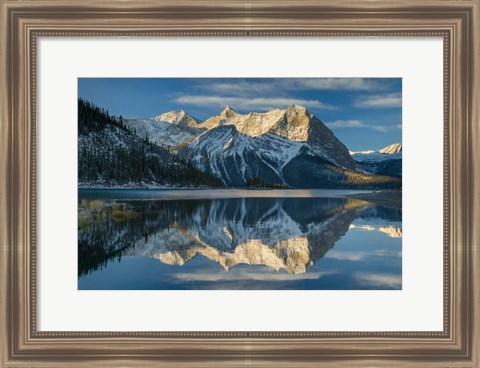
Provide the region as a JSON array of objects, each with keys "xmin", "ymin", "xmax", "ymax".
[{"xmin": 78, "ymin": 189, "xmax": 402, "ymax": 290}]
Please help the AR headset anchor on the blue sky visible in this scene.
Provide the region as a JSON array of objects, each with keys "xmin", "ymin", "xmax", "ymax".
[{"xmin": 78, "ymin": 78, "xmax": 401, "ymax": 151}]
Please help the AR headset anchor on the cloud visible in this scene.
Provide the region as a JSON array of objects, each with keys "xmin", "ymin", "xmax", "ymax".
[
  {"xmin": 174, "ymin": 95, "xmax": 335, "ymax": 111},
  {"xmin": 325, "ymin": 120, "xmax": 401, "ymax": 132},
  {"xmin": 174, "ymin": 269, "xmax": 336, "ymax": 282},
  {"xmin": 354, "ymin": 93, "xmax": 402, "ymax": 108},
  {"xmin": 200, "ymin": 80, "xmax": 276, "ymax": 95},
  {"xmin": 288, "ymin": 78, "xmax": 385, "ymax": 91},
  {"xmin": 325, "ymin": 249, "xmax": 402, "ymax": 262},
  {"xmin": 325, "ymin": 120, "xmax": 365, "ymax": 128},
  {"xmin": 354, "ymin": 273, "xmax": 402, "ymax": 289},
  {"xmin": 200, "ymin": 78, "xmax": 387, "ymax": 96}
]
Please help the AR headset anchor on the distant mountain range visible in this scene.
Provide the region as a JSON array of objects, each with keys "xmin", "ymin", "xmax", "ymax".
[
  {"xmin": 78, "ymin": 99, "xmax": 402, "ymax": 189},
  {"xmin": 350, "ymin": 143, "xmax": 402, "ymax": 178}
]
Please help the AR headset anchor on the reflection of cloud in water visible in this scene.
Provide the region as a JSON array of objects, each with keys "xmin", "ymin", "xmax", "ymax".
[
  {"xmin": 325, "ymin": 249, "xmax": 402, "ymax": 262},
  {"xmin": 349, "ymin": 224, "xmax": 402, "ymax": 238},
  {"xmin": 354, "ymin": 272, "xmax": 402, "ymax": 288},
  {"xmin": 174, "ymin": 266, "xmax": 337, "ymax": 282}
]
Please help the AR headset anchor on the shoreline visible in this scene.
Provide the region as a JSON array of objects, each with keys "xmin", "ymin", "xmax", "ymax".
[
  {"xmin": 347, "ymin": 190, "xmax": 402, "ymax": 210},
  {"xmin": 78, "ymin": 185, "xmax": 391, "ymax": 192},
  {"xmin": 77, "ymin": 187, "xmax": 383, "ymax": 201},
  {"xmin": 78, "ymin": 183, "xmax": 218, "ymax": 190}
]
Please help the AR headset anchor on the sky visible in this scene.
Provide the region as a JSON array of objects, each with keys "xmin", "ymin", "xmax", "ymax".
[{"xmin": 78, "ymin": 78, "xmax": 401, "ymax": 151}]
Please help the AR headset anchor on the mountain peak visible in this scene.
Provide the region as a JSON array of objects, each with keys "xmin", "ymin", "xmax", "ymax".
[
  {"xmin": 220, "ymin": 105, "xmax": 237, "ymax": 118},
  {"xmin": 379, "ymin": 143, "xmax": 402, "ymax": 154},
  {"xmin": 287, "ymin": 104, "xmax": 307, "ymax": 111},
  {"xmin": 155, "ymin": 110, "xmax": 200, "ymax": 128},
  {"xmin": 285, "ymin": 104, "xmax": 310, "ymax": 115}
]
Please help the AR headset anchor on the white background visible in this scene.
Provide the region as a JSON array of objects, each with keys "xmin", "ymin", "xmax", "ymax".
[{"xmin": 38, "ymin": 37, "xmax": 444, "ymax": 331}]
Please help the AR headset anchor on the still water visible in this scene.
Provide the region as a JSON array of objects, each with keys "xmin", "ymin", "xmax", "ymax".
[{"xmin": 78, "ymin": 189, "xmax": 402, "ymax": 290}]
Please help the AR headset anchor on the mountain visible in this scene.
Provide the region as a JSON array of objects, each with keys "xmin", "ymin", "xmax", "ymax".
[
  {"xmin": 87, "ymin": 101, "xmax": 401, "ymax": 189},
  {"xmin": 351, "ymin": 143, "xmax": 402, "ymax": 161},
  {"xmin": 173, "ymin": 105, "xmax": 400, "ymax": 188},
  {"xmin": 155, "ymin": 110, "xmax": 202, "ymax": 129},
  {"xmin": 77, "ymin": 99, "xmax": 223, "ymax": 187},
  {"xmin": 379, "ymin": 143, "xmax": 402, "ymax": 154},
  {"xmin": 350, "ymin": 143, "xmax": 402, "ymax": 178},
  {"xmin": 124, "ymin": 110, "xmax": 205, "ymax": 149}
]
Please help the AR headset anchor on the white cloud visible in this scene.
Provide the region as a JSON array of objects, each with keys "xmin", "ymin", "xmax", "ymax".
[
  {"xmin": 354, "ymin": 273, "xmax": 402, "ymax": 289},
  {"xmin": 200, "ymin": 80, "xmax": 275, "ymax": 95},
  {"xmin": 174, "ymin": 269, "xmax": 336, "ymax": 282},
  {"xmin": 201, "ymin": 78, "xmax": 386, "ymax": 96},
  {"xmin": 326, "ymin": 119, "xmax": 401, "ymax": 132},
  {"xmin": 354, "ymin": 93, "xmax": 402, "ymax": 108},
  {"xmin": 325, "ymin": 119, "xmax": 365, "ymax": 128},
  {"xmin": 289, "ymin": 78, "xmax": 384, "ymax": 91},
  {"xmin": 325, "ymin": 249, "xmax": 402, "ymax": 262},
  {"xmin": 174, "ymin": 95, "xmax": 335, "ymax": 111}
]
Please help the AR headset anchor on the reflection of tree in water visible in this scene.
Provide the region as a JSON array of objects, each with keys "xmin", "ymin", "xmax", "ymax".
[
  {"xmin": 78, "ymin": 200, "xmax": 199, "ymax": 276},
  {"xmin": 78, "ymin": 197, "xmax": 397, "ymax": 277}
]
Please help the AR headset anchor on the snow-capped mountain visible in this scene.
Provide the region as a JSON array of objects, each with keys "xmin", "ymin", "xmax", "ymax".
[
  {"xmin": 379, "ymin": 143, "xmax": 402, "ymax": 154},
  {"xmin": 124, "ymin": 118, "xmax": 200, "ymax": 148},
  {"xmin": 154, "ymin": 110, "xmax": 203, "ymax": 129},
  {"xmin": 124, "ymin": 110, "xmax": 205, "ymax": 148},
  {"xmin": 174, "ymin": 105, "xmax": 401, "ymax": 188},
  {"xmin": 350, "ymin": 143, "xmax": 402, "ymax": 178},
  {"xmin": 351, "ymin": 143, "xmax": 402, "ymax": 162},
  {"xmin": 117, "ymin": 104, "xmax": 401, "ymax": 188}
]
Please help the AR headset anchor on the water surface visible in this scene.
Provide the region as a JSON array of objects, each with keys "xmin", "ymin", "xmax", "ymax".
[{"xmin": 78, "ymin": 189, "xmax": 402, "ymax": 290}]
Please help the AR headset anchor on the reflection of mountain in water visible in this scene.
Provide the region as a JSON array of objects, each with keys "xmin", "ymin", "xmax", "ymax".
[
  {"xmin": 349, "ymin": 224, "xmax": 402, "ymax": 238},
  {"xmin": 78, "ymin": 197, "xmax": 401, "ymax": 277}
]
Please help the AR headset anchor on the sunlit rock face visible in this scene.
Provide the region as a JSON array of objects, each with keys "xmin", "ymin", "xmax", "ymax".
[
  {"xmin": 78, "ymin": 196, "xmax": 386, "ymax": 276},
  {"xmin": 379, "ymin": 143, "xmax": 402, "ymax": 155},
  {"xmin": 155, "ymin": 110, "xmax": 202, "ymax": 129},
  {"xmin": 175, "ymin": 105, "xmax": 361, "ymax": 187}
]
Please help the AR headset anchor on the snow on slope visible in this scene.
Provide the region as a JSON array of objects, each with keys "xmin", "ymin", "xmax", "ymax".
[
  {"xmin": 351, "ymin": 143, "xmax": 402, "ymax": 163},
  {"xmin": 379, "ymin": 143, "xmax": 402, "ymax": 154},
  {"xmin": 175, "ymin": 105, "xmax": 361, "ymax": 186},
  {"xmin": 154, "ymin": 110, "xmax": 203, "ymax": 129},
  {"xmin": 124, "ymin": 118, "xmax": 202, "ymax": 148}
]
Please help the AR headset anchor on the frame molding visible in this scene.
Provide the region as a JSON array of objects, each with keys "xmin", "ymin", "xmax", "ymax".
[{"xmin": 1, "ymin": 0, "xmax": 478, "ymax": 367}]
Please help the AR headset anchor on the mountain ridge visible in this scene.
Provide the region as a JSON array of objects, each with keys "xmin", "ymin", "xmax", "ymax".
[
  {"xmin": 84, "ymin": 100, "xmax": 401, "ymax": 189},
  {"xmin": 350, "ymin": 143, "xmax": 402, "ymax": 178}
]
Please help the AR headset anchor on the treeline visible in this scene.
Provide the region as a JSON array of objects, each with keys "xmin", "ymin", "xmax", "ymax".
[
  {"xmin": 245, "ymin": 176, "xmax": 287, "ymax": 189},
  {"xmin": 79, "ymin": 140, "xmax": 223, "ymax": 186},
  {"xmin": 78, "ymin": 98, "xmax": 126, "ymax": 134},
  {"xmin": 78, "ymin": 99, "xmax": 223, "ymax": 187}
]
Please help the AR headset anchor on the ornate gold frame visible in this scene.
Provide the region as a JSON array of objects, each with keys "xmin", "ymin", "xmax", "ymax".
[{"xmin": 1, "ymin": 0, "xmax": 479, "ymax": 367}]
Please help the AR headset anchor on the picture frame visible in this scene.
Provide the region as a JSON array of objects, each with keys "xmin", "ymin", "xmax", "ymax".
[{"xmin": 0, "ymin": 0, "xmax": 478, "ymax": 366}]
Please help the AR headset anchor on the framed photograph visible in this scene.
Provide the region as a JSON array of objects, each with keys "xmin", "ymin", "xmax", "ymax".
[
  {"xmin": 77, "ymin": 77, "xmax": 403, "ymax": 291},
  {"xmin": 1, "ymin": 0, "xmax": 479, "ymax": 367}
]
